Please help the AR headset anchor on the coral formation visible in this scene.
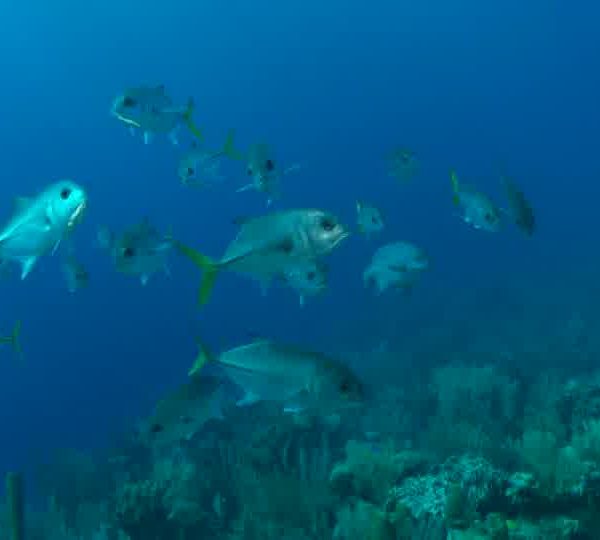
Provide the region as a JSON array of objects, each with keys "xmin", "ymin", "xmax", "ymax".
[{"xmin": 21, "ymin": 363, "xmax": 600, "ymax": 539}]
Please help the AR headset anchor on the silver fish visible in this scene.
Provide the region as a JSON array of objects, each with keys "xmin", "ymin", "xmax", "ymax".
[
  {"xmin": 62, "ymin": 251, "xmax": 89, "ymax": 293},
  {"xmin": 388, "ymin": 148, "xmax": 418, "ymax": 183},
  {"xmin": 356, "ymin": 201, "xmax": 384, "ymax": 237},
  {"xmin": 280, "ymin": 260, "xmax": 328, "ymax": 306},
  {"xmin": 190, "ymin": 340, "xmax": 363, "ymax": 412},
  {"xmin": 111, "ymin": 84, "xmax": 173, "ymax": 116},
  {"xmin": 451, "ymin": 171, "xmax": 501, "ymax": 232},
  {"xmin": 501, "ymin": 174, "xmax": 535, "ymax": 236},
  {"xmin": 112, "ymin": 87, "xmax": 201, "ymax": 145},
  {"xmin": 174, "ymin": 208, "xmax": 348, "ymax": 305},
  {"xmin": 98, "ymin": 219, "xmax": 171, "ymax": 286},
  {"xmin": 364, "ymin": 242, "xmax": 429, "ymax": 295},
  {"xmin": 237, "ymin": 143, "xmax": 299, "ymax": 205},
  {"xmin": 139, "ymin": 376, "xmax": 227, "ymax": 448},
  {"xmin": 0, "ymin": 180, "xmax": 87, "ymax": 279},
  {"xmin": 177, "ymin": 132, "xmax": 236, "ymax": 187}
]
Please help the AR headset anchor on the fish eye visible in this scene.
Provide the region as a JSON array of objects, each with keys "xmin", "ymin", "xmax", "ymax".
[
  {"xmin": 247, "ymin": 168, "xmax": 252, "ymax": 176},
  {"xmin": 484, "ymin": 212, "xmax": 495, "ymax": 223},
  {"xmin": 149, "ymin": 423, "xmax": 163, "ymax": 434},
  {"xmin": 180, "ymin": 416, "xmax": 192, "ymax": 425},
  {"xmin": 60, "ymin": 188, "xmax": 72, "ymax": 200},
  {"xmin": 339, "ymin": 381, "xmax": 351, "ymax": 394},
  {"xmin": 321, "ymin": 217, "xmax": 336, "ymax": 231},
  {"xmin": 122, "ymin": 97, "xmax": 136, "ymax": 108},
  {"xmin": 278, "ymin": 238, "xmax": 294, "ymax": 254},
  {"xmin": 122, "ymin": 246, "xmax": 135, "ymax": 258},
  {"xmin": 265, "ymin": 159, "xmax": 274, "ymax": 172},
  {"xmin": 186, "ymin": 167, "xmax": 195, "ymax": 177},
  {"xmin": 307, "ymin": 271, "xmax": 316, "ymax": 281},
  {"xmin": 371, "ymin": 217, "xmax": 379, "ymax": 225}
]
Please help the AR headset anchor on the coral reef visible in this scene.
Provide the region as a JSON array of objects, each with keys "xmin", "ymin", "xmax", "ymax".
[{"xmin": 22, "ymin": 363, "xmax": 600, "ymax": 539}]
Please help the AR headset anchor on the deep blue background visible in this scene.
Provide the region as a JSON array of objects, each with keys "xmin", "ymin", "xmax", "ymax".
[{"xmin": 0, "ymin": 0, "xmax": 599, "ymax": 475}]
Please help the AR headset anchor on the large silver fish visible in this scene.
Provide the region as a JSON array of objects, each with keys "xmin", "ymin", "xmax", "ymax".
[
  {"xmin": 0, "ymin": 180, "xmax": 87, "ymax": 279},
  {"xmin": 174, "ymin": 208, "xmax": 348, "ymax": 305},
  {"xmin": 190, "ymin": 340, "xmax": 363, "ymax": 413}
]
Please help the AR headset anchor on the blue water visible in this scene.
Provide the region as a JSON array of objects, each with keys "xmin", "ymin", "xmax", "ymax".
[{"xmin": 0, "ymin": 0, "xmax": 598, "ymax": 480}]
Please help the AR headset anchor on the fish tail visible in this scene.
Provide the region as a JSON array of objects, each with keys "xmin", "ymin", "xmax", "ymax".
[
  {"xmin": 172, "ymin": 240, "xmax": 219, "ymax": 306},
  {"xmin": 189, "ymin": 337, "xmax": 214, "ymax": 376},
  {"xmin": 1, "ymin": 320, "xmax": 23, "ymax": 358},
  {"xmin": 183, "ymin": 98, "xmax": 203, "ymax": 141},
  {"xmin": 221, "ymin": 129, "xmax": 242, "ymax": 160},
  {"xmin": 450, "ymin": 170, "xmax": 460, "ymax": 206}
]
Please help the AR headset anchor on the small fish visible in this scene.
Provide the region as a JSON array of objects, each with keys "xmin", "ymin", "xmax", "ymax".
[
  {"xmin": 450, "ymin": 171, "xmax": 501, "ymax": 232},
  {"xmin": 139, "ymin": 376, "xmax": 227, "ymax": 448},
  {"xmin": 62, "ymin": 249, "xmax": 89, "ymax": 293},
  {"xmin": 501, "ymin": 175, "xmax": 535, "ymax": 236},
  {"xmin": 236, "ymin": 143, "xmax": 299, "ymax": 205},
  {"xmin": 280, "ymin": 260, "xmax": 328, "ymax": 306},
  {"xmin": 112, "ymin": 85, "xmax": 202, "ymax": 144},
  {"xmin": 364, "ymin": 242, "xmax": 429, "ymax": 295},
  {"xmin": 189, "ymin": 339, "xmax": 363, "ymax": 413},
  {"xmin": 356, "ymin": 201, "xmax": 384, "ymax": 237},
  {"xmin": 173, "ymin": 209, "xmax": 348, "ymax": 305},
  {"xmin": 0, "ymin": 181, "xmax": 87, "ymax": 279},
  {"xmin": 177, "ymin": 132, "xmax": 236, "ymax": 187},
  {"xmin": 98, "ymin": 219, "xmax": 171, "ymax": 286},
  {"xmin": 0, "ymin": 320, "xmax": 22, "ymax": 357},
  {"xmin": 388, "ymin": 148, "xmax": 418, "ymax": 183}
]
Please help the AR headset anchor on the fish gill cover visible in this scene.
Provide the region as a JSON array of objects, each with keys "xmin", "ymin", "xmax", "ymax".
[{"xmin": 0, "ymin": 1, "xmax": 600, "ymax": 539}]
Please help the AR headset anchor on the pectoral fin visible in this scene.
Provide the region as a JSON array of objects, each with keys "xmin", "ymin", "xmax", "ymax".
[
  {"xmin": 236, "ymin": 392, "xmax": 261, "ymax": 407},
  {"xmin": 20, "ymin": 257, "xmax": 38, "ymax": 280}
]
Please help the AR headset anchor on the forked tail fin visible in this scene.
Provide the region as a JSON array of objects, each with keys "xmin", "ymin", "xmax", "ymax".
[
  {"xmin": 183, "ymin": 98, "xmax": 203, "ymax": 141},
  {"xmin": 221, "ymin": 129, "xmax": 243, "ymax": 160},
  {"xmin": 0, "ymin": 320, "xmax": 22, "ymax": 358},
  {"xmin": 450, "ymin": 170, "xmax": 461, "ymax": 206},
  {"xmin": 172, "ymin": 240, "xmax": 219, "ymax": 306}
]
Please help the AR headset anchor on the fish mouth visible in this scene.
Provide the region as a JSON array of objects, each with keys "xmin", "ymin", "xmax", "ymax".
[
  {"xmin": 332, "ymin": 231, "xmax": 350, "ymax": 248},
  {"xmin": 112, "ymin": 109, "xmax": 142, "ymax": 128},
  {"xmin": 68, "ymin": 201, "xmax": 87, "ymax": 228}
]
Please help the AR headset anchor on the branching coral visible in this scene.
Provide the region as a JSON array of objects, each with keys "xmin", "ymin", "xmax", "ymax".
[{"xmin": 389, "ymin": 455, "xmax": 505, "ymax": 523}]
